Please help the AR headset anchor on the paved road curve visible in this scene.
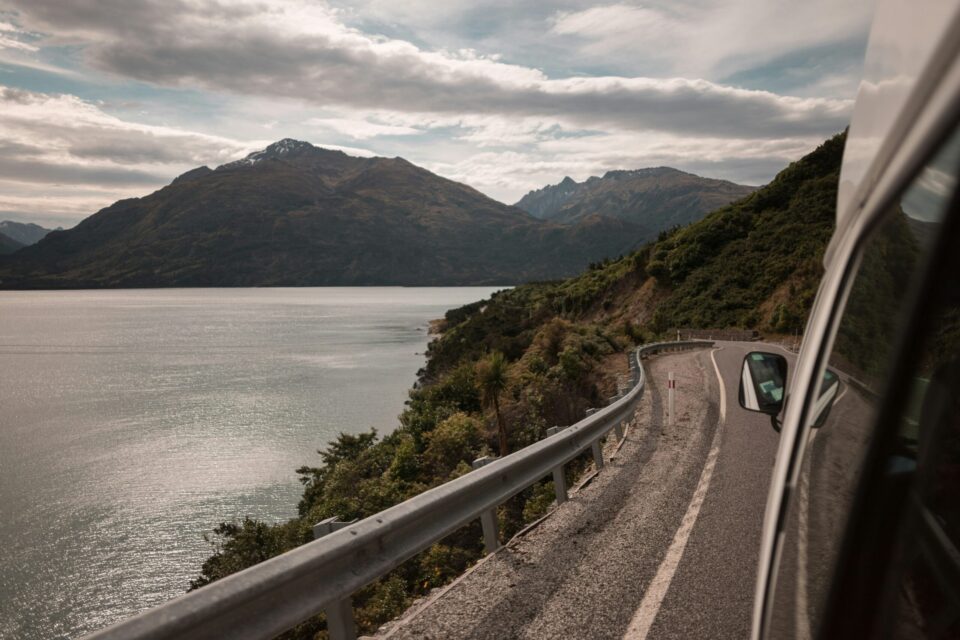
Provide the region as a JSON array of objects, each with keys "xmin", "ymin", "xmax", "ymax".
[
  {"xmin": 376, "ymin": 343, "xmax": 790, "ymax": 640},
  {"xmin": 629, "ymin": 343, "xmax": 785, "ymax": 639}
]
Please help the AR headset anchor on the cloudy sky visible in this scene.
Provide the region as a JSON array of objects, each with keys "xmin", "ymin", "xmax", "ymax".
[{"xmin": 0, "ymin": 0, "xmax": 873, "ymax": 228}]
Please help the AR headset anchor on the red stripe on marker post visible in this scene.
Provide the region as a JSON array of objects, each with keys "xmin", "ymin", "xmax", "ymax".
[{"xmin": 668, "ymin": 371, "xmax": 676, "ymax": 426}]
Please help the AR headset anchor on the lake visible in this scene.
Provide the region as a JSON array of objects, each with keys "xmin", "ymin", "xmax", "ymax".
[{"xmin": 0, "ymin": 287, "xmax": 501, "ymax": 639}]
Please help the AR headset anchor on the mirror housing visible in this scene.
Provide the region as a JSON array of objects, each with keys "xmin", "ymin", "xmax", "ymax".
[{"xmin": 739, "ymin": 351, "xmax": 787, "ymax": 416}]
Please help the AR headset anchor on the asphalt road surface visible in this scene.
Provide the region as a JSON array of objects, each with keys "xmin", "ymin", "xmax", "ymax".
[{"xmin": 375, "ymin": 342, "xmax": 791, "ymax": 640}]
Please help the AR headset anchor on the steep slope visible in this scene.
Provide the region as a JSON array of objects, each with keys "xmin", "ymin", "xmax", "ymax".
[
  {"xmin": 0, "ymin": 140, "xmax": 641, "ymax": 288},
  {"xmin": 0, "ymin": 231, "xmax": 24, "ymax": 255},
  {"xmin": 0, "ymin": 221, "xmax": 55, "ymax": 246},
  {"xmin": 515, "ymin": 167, "xmax": 756, "ymax": 242}
]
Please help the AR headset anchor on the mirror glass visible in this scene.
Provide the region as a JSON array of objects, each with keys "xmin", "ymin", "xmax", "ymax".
[{"xmin": 739, "ymin": 351, "xmax": 787, "ymax": 415}]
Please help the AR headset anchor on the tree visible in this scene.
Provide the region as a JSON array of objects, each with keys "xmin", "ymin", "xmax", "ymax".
[{"xmin": 476, "ymin": 351, "xmax": 510, "ymax": 456}]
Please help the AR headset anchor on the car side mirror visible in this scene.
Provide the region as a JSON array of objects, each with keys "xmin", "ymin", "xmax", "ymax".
[{"xmin": 739, "ymin": 351, "xmax": 787, "ymax": 416}]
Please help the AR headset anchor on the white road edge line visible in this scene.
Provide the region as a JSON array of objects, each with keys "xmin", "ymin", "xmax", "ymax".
[
  {"xmin": 835, "ymin": 381, "xmax": 849, "ymax": 404},
  {"xmin": 622, "ymin": 347, "xmax": 727, "ymax": 640}
]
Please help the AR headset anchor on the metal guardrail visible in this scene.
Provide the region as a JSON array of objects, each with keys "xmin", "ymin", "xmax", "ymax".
[{"xmin": 84, "ymin": 340, "xmax": 714, "ymax": 640}]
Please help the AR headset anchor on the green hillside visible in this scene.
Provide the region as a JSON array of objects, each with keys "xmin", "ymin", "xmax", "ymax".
[{"xmin": 643, "ymin": 133, "xmax": 843, "ymax": 333}]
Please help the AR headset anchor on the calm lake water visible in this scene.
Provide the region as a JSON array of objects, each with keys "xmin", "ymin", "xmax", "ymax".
[{"xmin": 0, "ymin": 287, "xmax": 501, "ymax": 640}]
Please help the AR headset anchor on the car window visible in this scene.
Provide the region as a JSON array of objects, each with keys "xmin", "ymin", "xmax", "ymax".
[
  {"xmin": 768, "ymin": 127, "xmax": 960, "ymax": 638},
  {"xmin": 883, "ymin": 201, "xmax": 960, "ymax": 638}
]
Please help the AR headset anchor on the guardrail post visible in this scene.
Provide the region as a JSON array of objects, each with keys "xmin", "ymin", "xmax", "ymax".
[
  {"xmin": 325, "ymin": 598, "xmax": 357, "ymax": 640},
  {"xmin": 546, "ymin": 427, "xmax": 567, "ymax": 504},
  {"xmin": 614, "ymin": 420, "xmax": 624, "ymax": 442},
  {"xmin": 591, "ymin": 439, "xmax": 605, "ymax": 471},
  {"xmin": 313, "ymin": 518, "xmax": 359, "ymax": 640},
  {"xmin": 472, "ymin": 456, "xmax": 500, "ymax": 554},
  {"xmin": 312, "ymin": 516, "xmax": 358, "ymax": 540}
]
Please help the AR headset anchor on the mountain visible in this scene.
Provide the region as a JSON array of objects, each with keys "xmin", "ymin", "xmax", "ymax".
[
  {"xmin": 0, "ymin": 220, "xmax": 57, "ymax": 246},
  {"xmin": 515, "ymin": 167, "xmax": 756, "ymax": 242},
  {"xmin": 516, "ymin": 176, "xmax": 580, "ymax": 219},
  {"xmin": 0, "ymin": 140, "xmax": 642, "ymax": 289},
  {"xmin": 0, "ymin": 231, "xmax": 24, "ymax": 255}
]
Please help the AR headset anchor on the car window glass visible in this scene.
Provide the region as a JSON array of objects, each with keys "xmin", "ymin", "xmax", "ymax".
[
  {"xmin": 768, "ymin": 127, "xmax": 960, "ymax": 639},
  {"xmin": 885, "ymin": 196, "xmax": 960, "ymax": 639}
]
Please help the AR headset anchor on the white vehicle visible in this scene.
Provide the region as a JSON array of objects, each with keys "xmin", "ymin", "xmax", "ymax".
[{"xmin": 739, "ymin": 0, "xmax": 960, "ymax": 636}]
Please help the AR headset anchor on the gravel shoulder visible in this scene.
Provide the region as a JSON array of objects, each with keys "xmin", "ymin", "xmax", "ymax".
[{"xmin": 374, "ymin": 348, "xmax": 721, "ymax": 640}]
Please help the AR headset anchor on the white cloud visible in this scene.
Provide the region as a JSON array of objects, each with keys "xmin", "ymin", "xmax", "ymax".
[
  {"xmin": 551, "ymin": 4, "xmax": 682, "ymax": 53},
  {"xmin": 0, "ymin": 16, "xmax": 37, "ymax": 51},
  {"xmin": 428, "ymin": 130, "xmax": 820, "ymax": 203},
  {"xmin": 550, "ymin": 1, "xmax": 874, "ymax": 81},
  {"xmin": 0, "ymin": 85, "xmax": 260, "ymax": 225},
  {"xmin": 304, "ymin": 116, "xmax": 421, "ymax": 139},
  {"xmin": 6, "ymin": 0, "xmax": 852, "ymax": 139}
]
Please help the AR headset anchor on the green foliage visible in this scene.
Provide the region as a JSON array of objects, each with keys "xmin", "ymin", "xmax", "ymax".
[
  {"xmin": 476, "ymin": 352, "xmax": 509, "ymax": 408},
  {"xmin": 189, "ymin": 517, "xmax": 296, "ymax": 591},
  {"xmin": 477, "ymin": 351, "xmax": 511, "ymax": 456},
  {"xmin": 522, "ymin": 480, "xmax": 558, "ymax": 522},
  {"xmin": 422, "ymin": 413, "xmax": 485, "ymax": 478}
]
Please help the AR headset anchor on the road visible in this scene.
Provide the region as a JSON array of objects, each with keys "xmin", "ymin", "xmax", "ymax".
[{"xmin": 374, "ymin": 342, "xmax": 789, "ymax": 640}]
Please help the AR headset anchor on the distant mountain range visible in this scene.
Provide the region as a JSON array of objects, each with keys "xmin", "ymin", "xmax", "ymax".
[
  {"xmin": 515, "ymin": 167, "xmax": 756, "ymax": 240},
  {"xmin": 0, "ymin": 140, "xmax": 644, "ymax": 288},
  {"xmin": 0, "ymin": 221, "xmax": 58, "ymax": 255}
]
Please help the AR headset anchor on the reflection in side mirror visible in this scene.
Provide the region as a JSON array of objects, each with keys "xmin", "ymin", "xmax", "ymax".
[
  {"xmin": 739, "ymin": 351, "xmax": 787, "ymax": 415},
  {"xmin": 811, "ymin": 369, "xmax": 840, "ymax": 428}
]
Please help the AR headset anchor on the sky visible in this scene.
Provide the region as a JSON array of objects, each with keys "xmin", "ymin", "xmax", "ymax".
[{"xmin": 0, "ymin": 0, "xmax": 874, "ymax": 229}]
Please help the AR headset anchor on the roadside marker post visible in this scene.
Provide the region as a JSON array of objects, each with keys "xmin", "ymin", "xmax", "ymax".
[{"xmin": 668, "ymin": 371, "xmax": 676, "ymax": 426}]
